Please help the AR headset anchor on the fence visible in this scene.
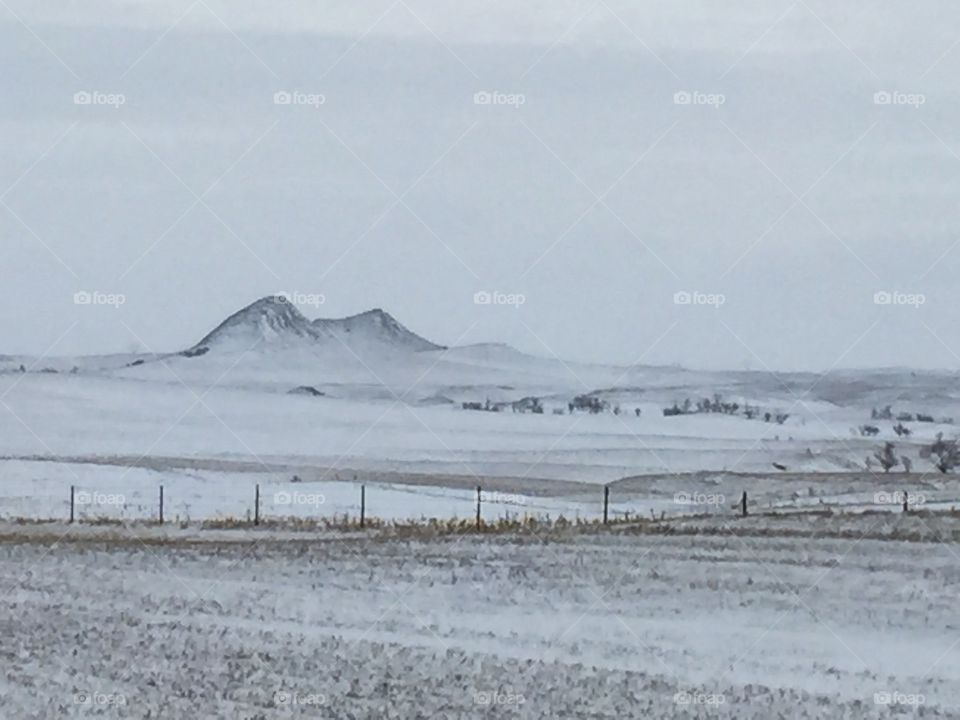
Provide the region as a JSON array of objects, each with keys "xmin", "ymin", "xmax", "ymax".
[
  {"xmin": 6, "ymin": 482, "xmax": 926, "ymax": 527},
  {"xmin": 62, "ymin": 483, "xmax": 600, "ymax": 527},
  {"xmin": 17, "ymin": 482, "xmax": 636, "ymax": 526}
]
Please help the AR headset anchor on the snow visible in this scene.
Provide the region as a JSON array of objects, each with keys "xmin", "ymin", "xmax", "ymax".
[
  {"xmin": 188, "ymin": 296, "xmax": 443, "ymax": 356},
  {"xmin": 314, "ymin": 308, "xmax": 445, "ymax": 353},
  {"xmin": 0, "ymin": 517, "xmax": 957, "ymax": 718},
  {"xmin": 2, "ymin": 327, "xmax": 959, "ymax": 509},
  {"xmin": 192, "ymin": 295, "xmax": 319, "ymax": 350},
  {"xmin": 0, "ymin": 366, "xmax": 953, "ymax": 486},
  {"xmin": 3, "ymin": 305, "xmax": 960, "ymax": 717}
]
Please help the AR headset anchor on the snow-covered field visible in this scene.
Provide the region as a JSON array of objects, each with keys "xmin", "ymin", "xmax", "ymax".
[
  {"xmin": 3, "ymin": 333, "xmax": 960, "ymax": 525},
  {"xmin": 3, "ymin": 456, "xmax": 960, "ymax": 526},
  {"xmin": 4, "ymin": 298, "xmax": 960, "ymax": 499},
  {"xmin": 0, "ymin": 369, "xmax": 864, "ymax": 483},
  {"xmin": 2, "ymin": 514, "xmax": 958, "ymax": 718},
  {"xmin": 1, "ymin": 365, "xmax": 957, "ymax": 487},
  {"xmin": 4, "ymin": 300, "xmax": 960, "ymax": 717}
]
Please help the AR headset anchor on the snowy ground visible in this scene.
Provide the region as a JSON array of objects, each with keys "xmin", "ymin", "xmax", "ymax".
[
  {"xmin": 0, "ymin": 371, "xmax": 856, "ymax": 482},
  {"xmin": 1, "ymin": 514, "xmax": 958, "ymax": 718},
  {"xmin": 3, "ymin": 345, "xmax": 960, "ymax": 716},
  {"xmin": 3, "ymin": 457, "xmax": 959, "ymax": 526}
]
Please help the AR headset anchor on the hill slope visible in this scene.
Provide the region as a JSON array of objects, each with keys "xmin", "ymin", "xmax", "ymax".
[
  {"xmin": 314, "ymin": 308, "xmax": 444, "ymax": 353},
  {"xmin": 186, "ymin": 297, "xmax": 443, "ymax": 356}
]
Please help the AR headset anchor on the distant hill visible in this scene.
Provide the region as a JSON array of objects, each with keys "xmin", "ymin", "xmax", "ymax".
[
  {"xmin": 186, "ymin": 297, "xmax": 444, "ymax": 355},
  {"xmin": 313, "ymin": 308, "xmax": 444, "ymax": 353}
]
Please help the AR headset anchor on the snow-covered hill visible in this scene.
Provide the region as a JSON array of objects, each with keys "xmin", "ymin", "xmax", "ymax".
[
  {"xmin": 190, "ymin": 296, "xmax": 317, "ymax": 351},
  {"xmin": 186, "ymin": 297, "xmax": 443, "ymax": 356},
  {"xmin": 313, "ymin": 308, "xmax": 444, "ymax": 353}
]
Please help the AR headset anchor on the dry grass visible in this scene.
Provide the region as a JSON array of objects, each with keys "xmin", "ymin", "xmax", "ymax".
[
  {"xmin": 0, "ymin": 512, "xmax": 649, "ymax": 547},
  {"xmin": 4, "ymin": 506, "xmax": 960, "ymax": 546}
]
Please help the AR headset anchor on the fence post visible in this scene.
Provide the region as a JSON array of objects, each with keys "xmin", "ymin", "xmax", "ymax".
[
  {"xmin": 476, "ymin": 486, "xmax": 482, "ymax": 530},
  {"xmin": 360, "ymin": 485, "xmax": 365, "ymax": 529},
  {"xmin": 159, "ymin": 485, "xmax": 164, "ymax": 524},
  {"xmin": 741, "ymin": 491, "xmax": 748, "ymax": 517},
  {"xmin": 603, "ymin": 486, "xmax": 609, "ymax": 525},
  {"xmin": 903, "ymin": 490, "xmax": 908, "ymax": 513},
  {"xmin": 254, "ymin": 484, "xmax": 260, "ymax": 526},
  {"xmin": 69, "ymin": 485, "xmax": 75, "ymax": 524}
]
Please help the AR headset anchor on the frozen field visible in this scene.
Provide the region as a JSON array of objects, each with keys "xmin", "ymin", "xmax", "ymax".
[
  {"xmin": 0, "ymin": 371, "xmax": 865, "ymax": 483},
  {"xmin": 3, "ymin": 304, "xmax": 960, "ymax": 717},
  {"xmin": 3, "ymin": 457, "xmax": 960, "ymax": 525},
  {"xmin": 1, "ymin": 312, "xmax": 951, "ymax": 510},
  {"xmin": 1, "ymin": 513, "xmax": 958, "ymax": 718},
  {"xmin": 4, "ymin": 339, "xmax": 960, "ymax": 488}
]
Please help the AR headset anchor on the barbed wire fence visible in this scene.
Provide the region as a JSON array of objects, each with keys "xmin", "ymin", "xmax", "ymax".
[{"xmin": 0, "ymin": 481, "xmax": 934, "ymax": 527}]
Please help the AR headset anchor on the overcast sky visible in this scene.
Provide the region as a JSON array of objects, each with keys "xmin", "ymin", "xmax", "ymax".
[{"xmin": 4, "ymin": 1, "xmax": 960, "ymax": 371}]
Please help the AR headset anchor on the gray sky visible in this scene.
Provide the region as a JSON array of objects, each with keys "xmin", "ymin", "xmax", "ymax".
[{"xmin": 4, "ymin": 0, "xmax": 960, "ymax": 370}]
